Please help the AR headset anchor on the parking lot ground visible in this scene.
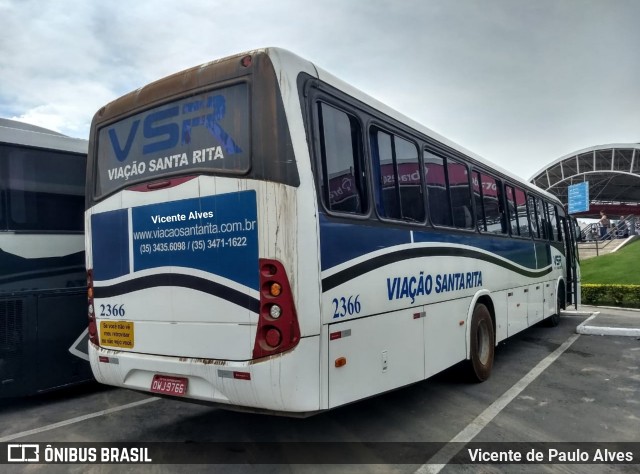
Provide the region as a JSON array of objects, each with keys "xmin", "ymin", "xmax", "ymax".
[
  {"xmin": 577, "ymin": 305, "xmax": 640, "ymax": 337},
  {"xmin": 1, "ymin": 308, "xmax": 638, "ymax": 473}
]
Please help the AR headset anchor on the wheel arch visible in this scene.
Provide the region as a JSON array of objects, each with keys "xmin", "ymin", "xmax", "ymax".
[{"xmin": 464, "ymin": 290, "xmax": 495, "ymax": 360}]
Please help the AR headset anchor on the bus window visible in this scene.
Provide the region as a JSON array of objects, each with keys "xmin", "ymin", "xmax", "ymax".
[
  {"xmin": 374, "ymin": 131, "xmax": 397, "ymax": 218},
  {"xmin": 537, "ymin": 198, "xmax": 549, "ymax": 239},
  {"xmin": 527, "ymin": 194, "xmax": 540, "ymax": 238},
  {"xmin": 1, "ymin": 146, "xmax": 84, "ymax": 231},
  {"xmin": 514, "ymin": 187, "xmax": 530, "ymax": 238},
  {"xmin": 548, "ymin": 203, "xmax": 559, "ymax": 241},
  {"xmin": 396, "ymin": 136, "xmax": 424, "ymax": 221},
  {"xmin": 425, "ymin": 151, "xmax": 472, "ymax": 229},
  {"xmin": 472, "ymin": 171, "xmax": 485, "ymax": 231},
  {"xmin": 371, "ymin": 129, "xmax": 423, "ymax": 222},
  {"xmin": 448, "ymin": 159, "xmax": 473, "ymax": 229},
  {"xmin": 505, "ymin": 185, "xmax": 519, "ymax": 236},
  {"xmin": 318, "ymin": 103, "xmax": 367, "ymax": 214},
  {"xmin": 474, "ymin": 172, "xmax": 504, "ymax": 235},
  {"xmin": 425, "ymin": 151, "xmax": 451, "ymax": 226},
  {"xmin": 95, "ymin": 83, "xmax": 250, "ymax": 199}
]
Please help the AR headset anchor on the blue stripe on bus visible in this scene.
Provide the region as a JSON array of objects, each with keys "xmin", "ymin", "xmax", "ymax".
[
  {"xmin": 321, "ymin": 246, "xmax": 552, "ymax": 292},
  {"xmin": 319, "ymin": 216, "xmax": 555, "ymax": 291},
  {"xmin": 130, "ymin": 192, "xmax": 259, "ymax": 290},
  {"xmin": 320, "ymin": 216, "xmax": 541, "ymax": 270},
  {"xmin": 319, "ymin": 215, "xmax": 412, "ymax": 270},
  {"xmin": 93, "ymin": 273, "xmax": 260, "ymax": 313},
  {"xmin": 90, "ymin": 191, "xmax": 259, "ymax": 290},
  {"xmin": 91, "ymin": 209, "xmax": 130, "ymax": 281}
]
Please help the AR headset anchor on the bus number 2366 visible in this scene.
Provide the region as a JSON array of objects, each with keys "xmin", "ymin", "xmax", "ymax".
[{"xmin": 332, "ymin": 295, "xmax": 362, "ymax": 319}]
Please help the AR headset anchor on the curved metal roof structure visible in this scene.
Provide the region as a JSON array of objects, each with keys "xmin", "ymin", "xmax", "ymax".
[
  {"xmin": 0, "ymin": 118, "xmax": 87, "ymax": 154},
  {"xmin": 529, "ymin": 144, "xmax": 640, "ymax": 218},
  {"xmin": 0, "ymin": 118, "xmax": 66, "ymax": 136}
]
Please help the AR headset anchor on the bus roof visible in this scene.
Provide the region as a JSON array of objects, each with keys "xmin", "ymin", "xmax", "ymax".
[
  {"xmin": 87, "ymin": 46, "xmax": 559, "ymax": 205},
  {"xmin": 0, "ymin": 118, "xmax": 88, "ymax": 154},
  {"xmin": 266, "ymin": 47, "xmax": 560, "ymax": 204}
]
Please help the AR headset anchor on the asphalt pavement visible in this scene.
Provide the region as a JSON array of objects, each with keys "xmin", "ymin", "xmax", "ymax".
[{"xmin": 576, "ymin": 304, "xmax": 640, "ymax": 337}]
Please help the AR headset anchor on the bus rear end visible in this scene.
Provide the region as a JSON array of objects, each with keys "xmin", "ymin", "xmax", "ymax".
[{"xmin": 86, "ymin": 50, "xmax": 322, "ymax": 414}]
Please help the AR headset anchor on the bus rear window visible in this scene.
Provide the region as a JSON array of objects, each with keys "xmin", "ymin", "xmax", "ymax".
[{"xmin": 95, "ymin": 82, "xmax": 250, "ymax": 198}]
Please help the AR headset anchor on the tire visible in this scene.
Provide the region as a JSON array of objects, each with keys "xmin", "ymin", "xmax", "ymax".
[{"xmin": 466, "ymin": 303, "xmax": 495, "ymax": 382}]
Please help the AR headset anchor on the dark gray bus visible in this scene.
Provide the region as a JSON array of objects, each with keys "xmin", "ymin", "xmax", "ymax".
[{"xmin": 0, "ymin": 118, "xmax": 92, "ymax": 397}]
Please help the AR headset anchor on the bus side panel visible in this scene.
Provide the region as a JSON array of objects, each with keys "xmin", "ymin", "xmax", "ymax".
[
  {"xmin": 0, "ymin": 296, "xmax": 36, "ymax": 396},
  {"xmin": 1, "ymin": 292, "xmax": 91, "ymax": 397},
  {"xmin": 543, "ymin": 281, "xmax": 556, "ymax": 318},
  {"xmin": 507, "ymin": 286, "xmax": 528, "ymax": 336},
  {"xmin": 36, "ymin": 292, "xmax": 93, "ymax": 390},
  {"xmin": 424, "ymin": 298, "xmax": 469, "ymax": 380},
  {"xmin": 527, "ymin": 283, "xmax": 544, "ymax": 325},
  {"xmin": 327, "ymin": 309, "xmax": 424, "ymax": 408},
  {"xmin": 490, "ymin": 290, "xmax": 509, "ymax": 344}
]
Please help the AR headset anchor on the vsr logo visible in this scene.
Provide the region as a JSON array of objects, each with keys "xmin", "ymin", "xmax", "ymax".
[{"xmin": 108, "ymin": 94, "xmax": 242, "ymax": 162}]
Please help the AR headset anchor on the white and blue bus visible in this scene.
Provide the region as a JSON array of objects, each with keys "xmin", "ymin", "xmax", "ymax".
[
  {"xmin": 0, "ymin": 119, "xmax": 92, "ymax": 397},
  {"xmin": 86, "ymin": 48, "xmax": 580, "ymax": 415}
]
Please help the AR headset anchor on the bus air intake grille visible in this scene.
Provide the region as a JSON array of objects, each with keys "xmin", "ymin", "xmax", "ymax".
[{"xmin": 0, "ymin": 299, "xmax": 24, "ymax": 359}]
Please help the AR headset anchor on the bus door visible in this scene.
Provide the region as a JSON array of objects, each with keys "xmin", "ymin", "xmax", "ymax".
[{"xmin": 560, "ymin": 216, "xmax": 578, "ymax": 308}]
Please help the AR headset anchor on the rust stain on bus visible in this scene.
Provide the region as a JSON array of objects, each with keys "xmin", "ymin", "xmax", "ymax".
[{"xmin": 96, "ymin": 50, "xmax": 259, "ymax": 123}]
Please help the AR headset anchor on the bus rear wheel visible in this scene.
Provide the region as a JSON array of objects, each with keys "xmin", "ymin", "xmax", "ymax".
[{"xmin": 466, "ymin": 303, "xmax": 494, "ymax": 382}]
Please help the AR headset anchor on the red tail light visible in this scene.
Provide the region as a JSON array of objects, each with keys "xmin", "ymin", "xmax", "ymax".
[
  {"xmin": 87, "ymin": 269, "xmax": 99, "ymax": 346},
  {"xmin": 252, "ymin": 259, "xmax": 300, "ymax": 359}
]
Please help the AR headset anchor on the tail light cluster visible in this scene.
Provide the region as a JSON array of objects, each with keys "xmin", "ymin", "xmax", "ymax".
[
  {"xmin": 252, "ymin": 259, "xmax": 301, "ymax": 359},
  {"xmin": 87, "ymin": 269, "xmax": 99, "ymax": 346}
]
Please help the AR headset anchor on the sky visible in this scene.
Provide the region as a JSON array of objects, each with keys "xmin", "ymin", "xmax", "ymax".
[{"xmin": 1, "ymin": 0, "xmax": 639, "ymax": 180}]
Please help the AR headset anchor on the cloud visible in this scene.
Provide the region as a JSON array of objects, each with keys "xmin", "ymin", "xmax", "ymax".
[{"xmin": 1, "ymin": 0, "xmax": 639, "ymax": 179}]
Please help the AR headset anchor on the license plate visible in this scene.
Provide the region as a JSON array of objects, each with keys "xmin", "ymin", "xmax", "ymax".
[
  {"xmin": 99, "ymin": 320, "xmax": 134, "ymax": 349},
  {"xmin": 150, "ymin": 375, "xmax": 188, "ymax": 396}
]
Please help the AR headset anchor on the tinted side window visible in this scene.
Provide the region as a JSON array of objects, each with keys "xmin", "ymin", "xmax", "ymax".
[
  {"xmin": 374, "ymin": 131, "xmax": 397, "ymax": 218},
  {"xmin": 478, "ymin": 173, "xmax": 505, "ymax": 235},
  {"xmin": 448, "ymin": 159, "xmax": 473, "ymax": 229},
  {"xmin": 396, "ymin": 136, "xmax": 424, "ymax": 221},
  {"xmin": 425, "ymin": 151, "xmax": 472, "ymax": 229},
  {"xmin": 537, "ymin": 198, "xmax": 549, "ymax": 239},
  {"xmin": 548, "ymin": 203, "xmax": 558, "ymax": 241},
  {"xmin": 558, "ymin": 216, "xmax": 566, "ymax": 244},
  {"xmin": 0, "ymin": 145, "xmax": 85, "ymax": 231},
  {"xmin": 472, "ymin": 171, "xmax": 484, "ymax": 230},
  {"xmin": 371, "ymin": 129, "xmax": 423, "ymax": 221},
  {"xmin": 317, "ymin": 103, "xmax": 367, "ymax": 214},
  {"xmin": 527, "ymin": 195, "xmax": 539, "ymax": 238},
  {"xmin": 505, "ymin": 185, "xmax": 518, "ymax": 235},
  {"xmin": 425, "ymin": 152, "xmax": 451, "ymax": 227},
  {"xmin": 515, "ymin": 188, "xmax": 530, "ymax": 238}
]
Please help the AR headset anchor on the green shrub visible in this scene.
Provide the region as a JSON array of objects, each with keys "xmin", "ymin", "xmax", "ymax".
[{"xmin": 582, "ymin": 284, "xmax": 640, "ymax": 308}]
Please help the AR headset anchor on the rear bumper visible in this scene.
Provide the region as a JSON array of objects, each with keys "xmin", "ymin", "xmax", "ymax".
[{"xmin": 89, "ymin": 336, "xmax": 321, "ymax": 413}]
